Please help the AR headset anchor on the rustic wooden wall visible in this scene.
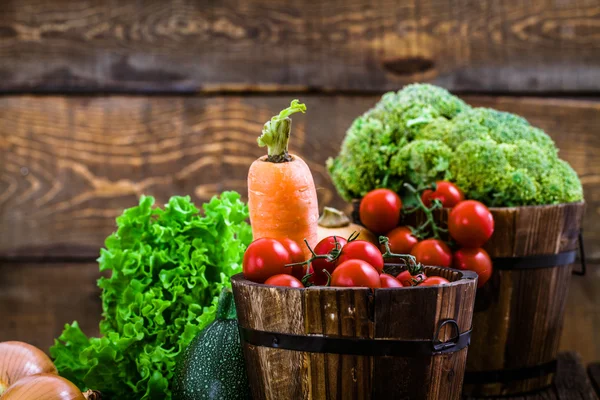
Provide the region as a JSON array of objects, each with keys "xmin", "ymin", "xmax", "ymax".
[{"xmin": 0, "ymin": 0, "xmax": 599, "ymax": 363}]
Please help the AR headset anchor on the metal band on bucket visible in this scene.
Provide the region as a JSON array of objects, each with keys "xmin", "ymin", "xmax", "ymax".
[
  {"xmin": 491, "ymin": 231, "xmax": 585, "ymax": 274},
  {"xmin": 491, "ymin": 250, "xmax": 577, "ymax": 270},
  {"xmin": 239, "ymin": 319, "xmax": 471, "ymax": 357}
]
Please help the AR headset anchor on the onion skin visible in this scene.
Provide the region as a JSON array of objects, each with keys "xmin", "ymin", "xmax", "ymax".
[
  {"xmin": 2, "ymin": 373, "xmax": 85, "ymax": 400},
  {"xmin": 0, "ymin": 341, "xmax": 57, "ymax": 394}
]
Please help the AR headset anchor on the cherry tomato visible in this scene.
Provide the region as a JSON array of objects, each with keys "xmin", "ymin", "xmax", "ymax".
[
  {"xmin": 279, "ymin": 238, "xmax": 308, "ymax": 280},
  {"xmin": 331, "ymin": 260, "xmax": 381, "ymax": 288},
  {"xmin": 410, "ymin": 239, "xmax": 453, "ymax": 267},
  {"xmin": 453, "ymin": 247, "xmax": 493, "ymax": 288},
  {"xmin": 380, "ymin": 273, "xmax": 404, "ymax": 288},
  {"xmin": 243, "ymin": 238, "xmax": 291, "ymax": 283},
  {"xmin": 337, "ymin": 240, "xmax": 384, "ymax": 273},
  {"xmin": 448, "ymin": 200, "xmax": 494, "ymax": 248},
  {"xmin": 396, "ymin": 270, "xmax": 427, "ymax": 286},
  {"xmin": 311, "ymin": 236, "xmax": 348, "ymax": 285},
  {"xmin": 419, "ymin": 276, "xmax": 450, "ymax": 286},
  {"xmin": 359, "ymin": 189, "xmax": 402, "ymax": 234},
  {"xmin": 384, "ymin": 226, "xmax": 418, "ymax": 255},
  {"xmin": 421, "ymin": 181, "xmax": 464, "ymax": 208},
  {"xmin": 264, "ymin": 274, "xmax": 304, "ymax": 288}
]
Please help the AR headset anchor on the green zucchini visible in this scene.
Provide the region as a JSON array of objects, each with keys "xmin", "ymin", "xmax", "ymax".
[{"xmin": 172, "ymin": 288, "xmax": 251, "ymax": 400}]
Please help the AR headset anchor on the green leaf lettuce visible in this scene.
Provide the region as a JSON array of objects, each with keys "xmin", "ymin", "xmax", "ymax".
[{"xmin": 50, "ymin": 192, "xmax": 252, "ymax": 399}]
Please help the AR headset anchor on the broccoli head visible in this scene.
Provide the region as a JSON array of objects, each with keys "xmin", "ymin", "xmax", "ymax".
[{"xmin": 327, "ymin": 83, "xmax": 583, "ymax": 206}]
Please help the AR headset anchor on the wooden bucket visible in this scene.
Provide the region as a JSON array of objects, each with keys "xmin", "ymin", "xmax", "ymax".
[
  {"xmin": 231, "ymin": 266, "xmax": 477, "ymax": 400},
  {"xmin": 352, "ymin": 200, "xmax": 585, "ymax": 396}
]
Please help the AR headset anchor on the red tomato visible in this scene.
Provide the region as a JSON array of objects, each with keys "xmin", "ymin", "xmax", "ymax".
[
  {"xmin": 410, "ymin": 239, "xmax": 453, "ymax": 267},
  {"xmin": 331, "ymin": 260, "xmax": 381, "ymax": 288},
  {"xmin": 385, "ymin": 226, "xmax": 418, "ymax": 254},
  {"xmin": 264, "ymin": 274, "xmax": 304, "ymax": 288},
  {"xmin": 359, "ymin": 189, "xmax": 402, "ymax": 234},
  {"xmin": 448, "ymin": 200, "xmax": 494, "ymax": 248},
  {"xmin": 279, "ymin": 238, "xmax": 308, "ymax": 280},
  {"xmin": 396, "ymin": 270, "xmax": 427, "ymax": 286},
  {"xmin": 337, "ymin": 240, "xmax": 384, "ymax": 273},
  {"xmin": 453, "ymin": 247, "xmax": 493, "ymax": 288},
  {"xmin": 421, "ymin": 181, "xmax": 464, "ymax": 208},
  {"xmin": 380, "ymin": 273, "xmax": 404, "ymax": 288},
  {"xmin": 311, "ymin": 236, "xmax": 348, "ymax": 285},
  {"xmin": 243, "ymin": 238, "xmax": 291, "ymax": 283},
  {"xmin": 419, "ymin": 276, "xmax": 450, "ymax": 286}
]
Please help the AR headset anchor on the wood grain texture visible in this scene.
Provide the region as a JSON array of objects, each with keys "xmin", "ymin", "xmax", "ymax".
[
  {"xmin": 0, "ymin": 95, "xmax": 599, "ymax": 259},
  {"xmin": 588, "ymin": 363, "xmax": 600, "ymax": 398},
  {"xmin": 465, "ymin": 352, "xmax": 598, "ymax": 400},
  {"xmin": 0, "ymin": 261, "xmax": 104, "ymax": 353},
  {"xmin": 231, "ymin": 266, "xmax": 477, "ymax": 400},
  {"xmin": 560, "ymin": 267, "xmax": 600, "ymax": 366},
  {"xmin": 463, "ymin": 203, "xmax": 585, "ymax": 397},
  {"xmin": 0, "ymin": 0, "xmax": 599, "ymax": 93},
  {"xmin": 0, "ymin": 95, "xmax": 366, "ymax": 258}
]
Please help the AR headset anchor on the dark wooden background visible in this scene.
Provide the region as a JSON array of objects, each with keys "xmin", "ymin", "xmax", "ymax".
[{"xmin": 1, "ymin": 0, "xmax": 599, "ymax": 363}]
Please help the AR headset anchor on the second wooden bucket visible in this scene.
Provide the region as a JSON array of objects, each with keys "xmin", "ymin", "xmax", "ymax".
[
  {"xmin": 231, "ymin": 266, "xmax": 477, "ymax": 400},
  {"xmin": 353, "ymin": 200, "xmax": 586, "ymax": 396}
]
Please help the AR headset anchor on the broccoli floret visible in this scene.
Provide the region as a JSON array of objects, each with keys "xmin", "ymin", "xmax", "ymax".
[
  {"xmin": 390, "ymin": 140, "xmax": 453, "ymax": 188},
  {"xmin": 413, "ymin": 117, "xmax": 453, "ymax": 142},
  {"xmin": 518, "ymin": 126, "xmax": 558, "ymax": 156},
  {"xmin": 327, "ymin": 83, "xmax": 582, "ymax": 205},
  {"xmin": 368, "ymin": 84, "xmax": 470, "ymax": 140},
  {"xmin": 539, "ymin": 159, "xmax": 583, "ymax": 204},
  {"xmin": 395, "ymin": 83, "xmax": 470, "ymax": 118},
  {"xmin": 495, "ymin": 169, "xmax": 539, "ymax": 206},
  {"xmin": 443, "ymin": 118, "xmax": 492, "ymax": 149},
  {"xmin": 327, "ymin": 116, "xmax": 404, "ymax": 200},
  {"xmin": 499, "ymin": 140, "xmax": 553, "ymax": 177},
  {"xmin": 450, "ymin": 140, "xmax": 511, "ymax": 204}
]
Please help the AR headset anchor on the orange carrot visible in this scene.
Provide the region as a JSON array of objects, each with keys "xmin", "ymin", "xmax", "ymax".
[{"xmin": 248, "ymin": 100, "xmax": 319, "ymax": 259}]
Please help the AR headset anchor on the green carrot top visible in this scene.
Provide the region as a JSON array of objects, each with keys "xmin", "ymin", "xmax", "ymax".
[{"xmin": 258, "ymin": 99, "xmax": 307, "ymax": 163}]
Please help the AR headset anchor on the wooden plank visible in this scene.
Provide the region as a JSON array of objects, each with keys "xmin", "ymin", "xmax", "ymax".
[
  {"xmin": 465, "ymin": 352, "xmax": 598, "ymax": 400},
  {"xmin": 560, "ymin": 265, "xmax": 600, "ymax": 366},
  {"xmin": 588, "ymin": 363, "xmax": 600, "ymax": 398},
  {"xmin": 552, "ymin": 353, "xmax": 598, "ymax": 400},
  {"xmin": 0, "ymin": 0, "xmax": 599, "ymax": 93},
  {"xmin": 0, "ymin": 261, "xmax": 104, "ymax": 354},
  {"xmin": 0, "ymin": 95, "xmax": 599, "ymax": 259}
]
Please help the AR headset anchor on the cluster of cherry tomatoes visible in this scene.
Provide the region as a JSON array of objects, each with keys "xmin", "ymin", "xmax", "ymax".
[
  {"xmin": 360, "ymin": 183, "xmax": 495, "ymax": 288},
  {"xmin": 242, "ymin": 233, "xmax": 448, "ymax": 288}
]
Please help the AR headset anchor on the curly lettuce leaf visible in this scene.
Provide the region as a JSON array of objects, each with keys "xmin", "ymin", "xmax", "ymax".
[{"xmin": 51, "ymin": 192, "xmax": 252, "ymax": 399}]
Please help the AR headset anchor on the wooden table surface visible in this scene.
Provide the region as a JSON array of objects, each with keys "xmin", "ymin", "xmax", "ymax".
[{"xmin": 465, "ymin": 352, "xmax": 598, "ymax": 400}]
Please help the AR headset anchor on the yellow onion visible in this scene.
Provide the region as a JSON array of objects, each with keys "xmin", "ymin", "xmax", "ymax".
[
  {"xmin": 0, "ymin": 341, "xmax": 57, "ymax": 394},
  {"xmin": 317, "ymin": 207, "xmax": 378, "ymax": 245},
  {"xmin": 2, "ymin": 373, "xmax": 85, "ymax": 400}
]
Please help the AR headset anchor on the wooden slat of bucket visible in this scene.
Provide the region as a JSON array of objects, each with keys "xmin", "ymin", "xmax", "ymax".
[
  {"xmin": 232, "ymin": 283, "xmax": 307, "ymax": 400},
  {"xmin": 304, "ymin": 288, "xmax": 372, "ymax": 399}
]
